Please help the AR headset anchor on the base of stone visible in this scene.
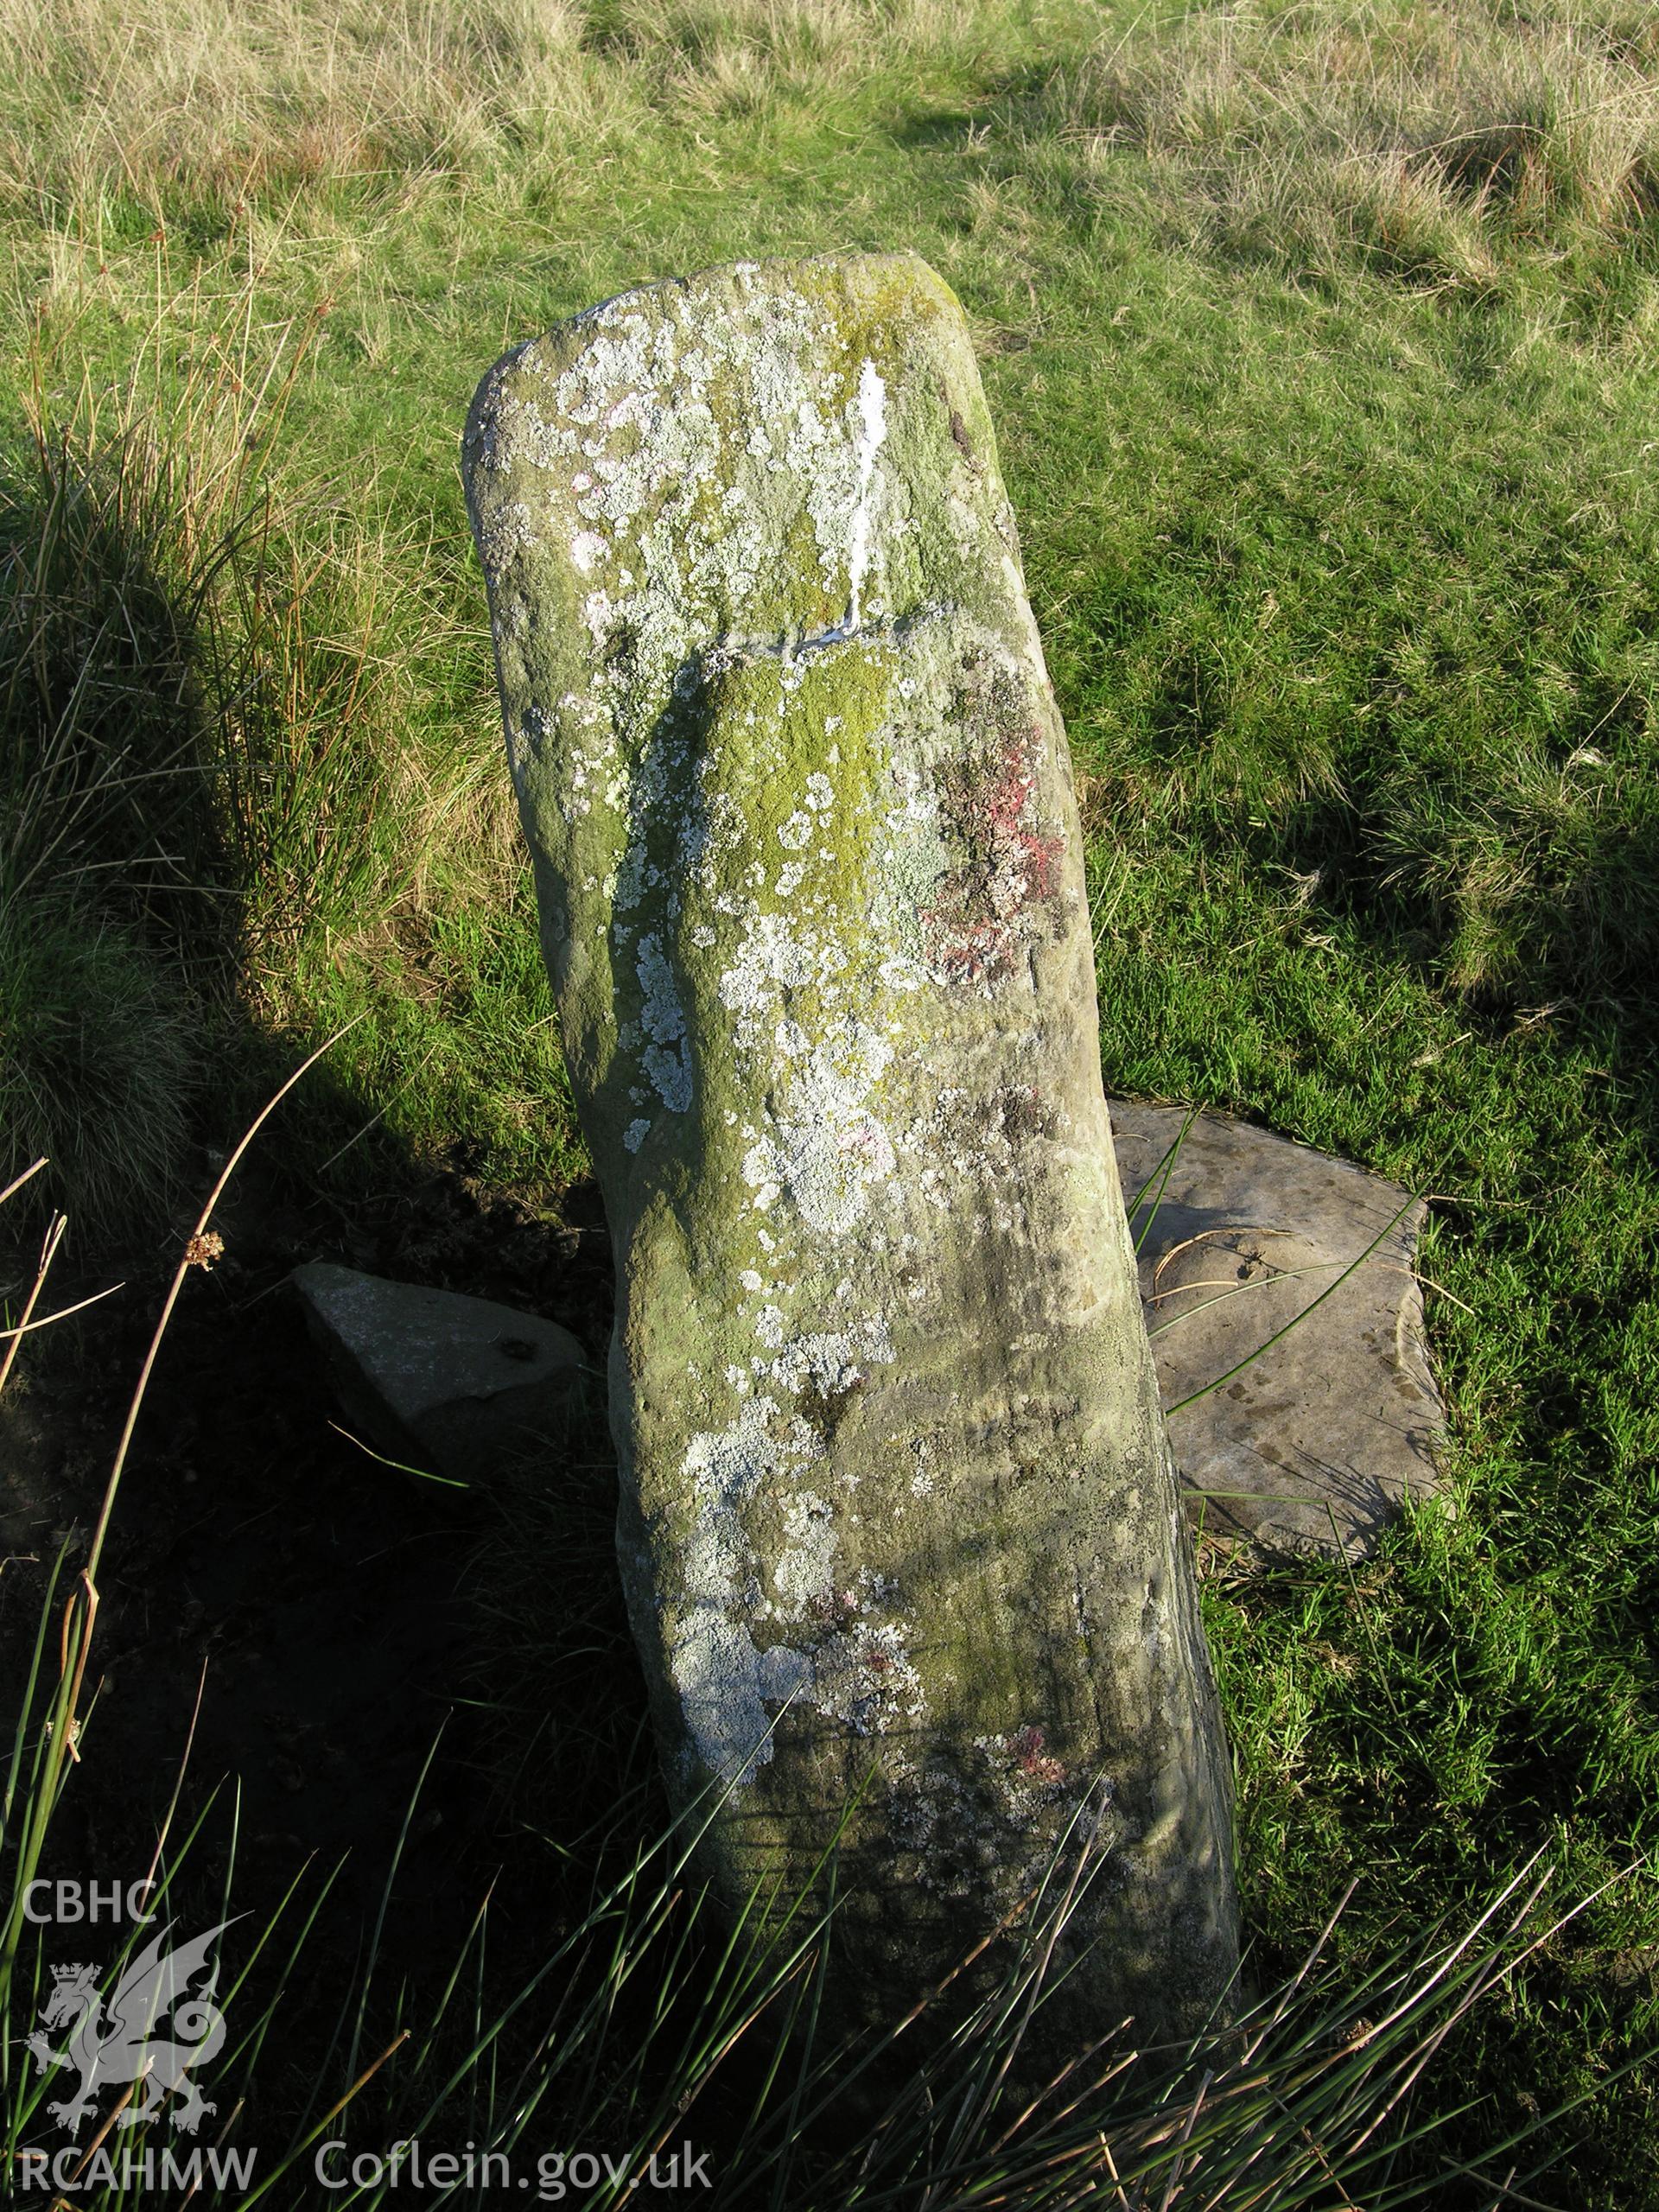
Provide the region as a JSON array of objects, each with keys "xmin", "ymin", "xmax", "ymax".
[{"xmin": 1108, "ymin": 1103, "xmax": 1446, "ymax": 1560}]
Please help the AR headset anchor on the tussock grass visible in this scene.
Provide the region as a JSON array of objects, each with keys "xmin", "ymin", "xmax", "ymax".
[
  {"xmin": 0, "ymin": 0, "xmax": 992, "ymax": 221},
  {"xmin": 0, "ymin": 906, "xmax": 195, "ymax": 1229},
  {"xmin": 0, "ymin": 310, "xmax": 271, "ymax": 1214},
  {"xmin": 1039, "ymin": 0, "xmax": 1659, "ymax": 290},
  {"xmin": 0, "ymin": 300, "xmax": 321, "ymax": 926},
  {"xmin": 4, "ymin": 277, "xmax": 478, "ymax": 950}
]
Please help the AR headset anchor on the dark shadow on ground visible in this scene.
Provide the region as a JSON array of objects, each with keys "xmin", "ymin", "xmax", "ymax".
[{"xmin": 0, "ymin": 420, "xmax": 669, "ymax": 2151}]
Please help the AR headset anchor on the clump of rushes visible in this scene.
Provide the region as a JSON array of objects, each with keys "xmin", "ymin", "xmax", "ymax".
[{"xmin": 0, "ymin": 905, "xmax": 195, "ymax": 1232}]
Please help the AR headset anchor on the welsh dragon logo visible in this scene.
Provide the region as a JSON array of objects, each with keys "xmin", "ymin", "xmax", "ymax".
[{"xmin": 25, "ymin": 1919, "xmax": 234, "ymax": 2136}]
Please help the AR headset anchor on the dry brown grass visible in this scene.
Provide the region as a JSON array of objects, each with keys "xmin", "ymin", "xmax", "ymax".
[
  {"xmin": 0, "ymin": 0, "xmax": 589, "ymax": 200},
  {"xmin": 1045, "ymin": 0, "xmax": 1659, "ymax": 285},
  {"xmin": 602, "ymin": 0, "xmax": 982, "ymax": 111},
  {"xmin": 0, "ymin": 0, "xmax": 990, "ymax": 213}
]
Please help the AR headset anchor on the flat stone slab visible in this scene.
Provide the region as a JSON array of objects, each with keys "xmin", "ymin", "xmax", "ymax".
[
  {"xmin": 290, "ymin": 1262, "xmax": 586, "ymax": 1484},
  {"xmin": 1108, "ymin": 1104, "xmax": 1446, "ymax": 1559}
]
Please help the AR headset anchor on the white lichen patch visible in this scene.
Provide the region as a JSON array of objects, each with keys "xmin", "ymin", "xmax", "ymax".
[
  {"xmin": 673, "ymin": 1390, "xmax": 798, "ymax": 1783},
  {"xmin": 811, "ymin": 1620, "xmax": 925, "ymax": 1736},
  {"xmin": 844, "ymin": 361, "xmax": 887, "ymax": 630},
  {"xmin": 672, "ymin": 1363, "xmax": 922, "ymax": 1783},
  {"xmin": 718, "ymin": 907, "xmax": 841, "ymax": 1042},
  {"xmin": 634, "ymin": 932, "xmax": 691, "ymax": 1111},
  {"xmin": 669, "ymin": 1609, "xmax": 772, "ymax": 1790},
  {"xmin": 772, "ymin": 1491, "xmax": 837, "ymax": 1618},
  {"xmin": 739, "ymin": 1020, "xmax": 897, "ymax": 1236},
  {"xmin": 757, "ymin": 1313, "xmax": 893, "ymax": 1399}
]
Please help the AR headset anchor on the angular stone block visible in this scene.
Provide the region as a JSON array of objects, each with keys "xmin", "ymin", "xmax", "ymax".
[
  {"xmin": 463, "ymin": 251, "xmax": 1237, "ymax": 2037},
  {"xmin": 1108, "ymin": 1104, "xmax": 1446, "ymax": 1560},
  {"xmin": 291, "ymin": 1262, "xmax": 586, "ymax": 1484}
]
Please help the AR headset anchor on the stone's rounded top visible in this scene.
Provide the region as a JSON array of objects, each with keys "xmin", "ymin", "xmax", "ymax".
[
  {"xmin": 462, "ymin": 249, "xmax": 971, "ymax": 514},
  {"xmin": 469, "ymin": 249, "xmax": 963, "ymax": 399},
  {"xmin": 461, "ymin": 245, "xmax": 1014, "ymax": 685},
  {"xmin": 570, "ymin": 247, "xmax": 957, "ymax": 325}
]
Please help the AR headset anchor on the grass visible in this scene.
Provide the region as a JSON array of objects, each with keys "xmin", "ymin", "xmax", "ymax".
[{"xmin": 3, "ymin": 0, "xmax": 1659, "ymax": 2199}]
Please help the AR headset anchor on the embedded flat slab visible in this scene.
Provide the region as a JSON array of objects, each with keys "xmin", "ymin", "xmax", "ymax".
[
  {"xmin": 1108, "ymin": 1103, "xmax": 1446, "ymax": 1559},
  {"xmin": 291, "ymin": 1262, "xmax": 586, "ymax": 1483}
]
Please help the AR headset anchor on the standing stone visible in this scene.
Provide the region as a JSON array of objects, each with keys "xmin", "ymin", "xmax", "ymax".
[{"xmin": 463, "ymin": 253, "xmax": 1237, "ymax": 2038}]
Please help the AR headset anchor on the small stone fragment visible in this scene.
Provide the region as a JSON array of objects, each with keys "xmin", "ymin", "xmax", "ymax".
[
  {"xmin": 1109, "ymin": 1103, "xmax": 1446, "ymax": 1559},
  {"xmin": 290, "ymin": 1262, "xmax": 586, "ymax": 1484}
]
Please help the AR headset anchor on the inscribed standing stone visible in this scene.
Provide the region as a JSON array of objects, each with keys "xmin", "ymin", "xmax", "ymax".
[{"xmin": 463, "ymin": 252, "xmax": 1237, "ymax": 2037}]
